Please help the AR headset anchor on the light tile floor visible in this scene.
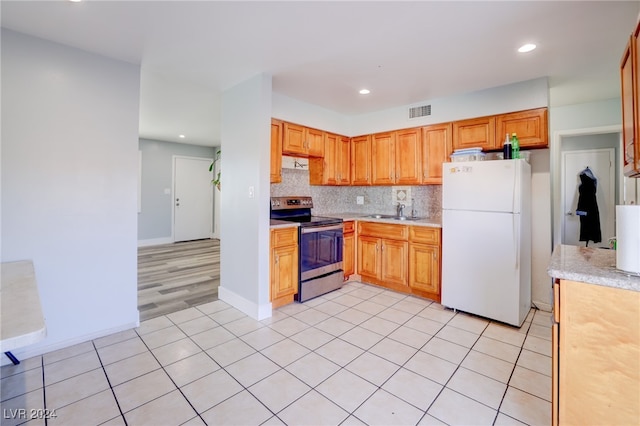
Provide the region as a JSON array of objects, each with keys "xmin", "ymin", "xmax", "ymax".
[{"xmin": 1, "ymin": 282, "xmax": 552, "ymax": 426}]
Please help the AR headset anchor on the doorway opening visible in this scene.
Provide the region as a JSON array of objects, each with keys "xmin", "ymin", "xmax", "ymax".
[{"xmin": 553, "ymin": 126, "xmax": 622, "ymax": 249}]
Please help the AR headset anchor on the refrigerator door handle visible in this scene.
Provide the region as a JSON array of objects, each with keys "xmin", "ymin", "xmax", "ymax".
[{"xmin": 513, "ymin": 214, "xmax": 519, "ymax": 270}]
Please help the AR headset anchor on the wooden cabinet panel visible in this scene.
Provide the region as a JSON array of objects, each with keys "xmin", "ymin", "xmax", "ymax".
[
  {"xmin": 408, "ymin": 226, "xmax": 441, "ymax": 301},
  {"xmin": 357, "ymin": 235, "xmax": 380, "ymax": 279},
  {"xmin": 421, "ymin": 123, "xmax": 452, "ymax": 184},
  {"xmin": 452, "ymin": 116, "xmax": 496, "ymax": 151},
  {"xmin": 358, "ymin": 222, "xmax": 408, "ymax": 240},
  {"xmin": 622, "ymin": 34, "xmax": 640, "ymax": 177},
  {"xmin": 283, "ymin": 122, "xmax": 306, "ymax": 156},
  {"xmin": 270, "ymin": 119, "xmax": 283, "ymax": 183},
  {"xmin": 380, "ymin": 239, "xmax": 408, "ymax": 287},
  {"xmin": 282, "ymin": 122, "xmax": 324, "ymax": 157},
  {"xmin": 271, "ymin": 244, "xmax": 297, "ymax": 299},
  {"xmin": 270, "ymin": 227, "xmax": 298, "ymax": 308},
  {"xmin": 395, "ymin": 127, "xmax": 422, "ymax": 185},
  {"xmin": 343, "ymin": 222, "xmax": 355, "ymax": 279},
  {"xmin": 496, "ymin": 108, "xmax": 548, "ymax": 149},
  {"xmin": 371, "ymin": 132, "xmax": 395, "ymax": 185},
  {"xmin": 351, "ymin": 135, "xmax": 371, "ymax": 185},
  {"xmin": 408, "ymin": 243, "xmax": 439, "ymax": 296},
  {"xmin": 306, "ymin": 127, "xmax": 325, "ymax": 157},
  {"xmin": 337, "ymin": 136, "xmax": 351, "ymax": 185},
  {"xmin": 555, "ymin": 280, "xmax": 640, "ymax": 425}
]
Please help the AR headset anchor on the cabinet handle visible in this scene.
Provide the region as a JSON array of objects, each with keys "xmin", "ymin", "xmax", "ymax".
[
  {"xmin": 275, "ymin": 255, "xmax": 279, "ymax": 264},
  {"xmin": 376, "ymin": 244, "xmax": 379, "ymax": 251}
]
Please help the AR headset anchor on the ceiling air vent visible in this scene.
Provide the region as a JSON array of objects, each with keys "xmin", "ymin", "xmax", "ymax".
[{"xmin": 409, "ymin": 104, "xmax": 431, "ymax": 119}]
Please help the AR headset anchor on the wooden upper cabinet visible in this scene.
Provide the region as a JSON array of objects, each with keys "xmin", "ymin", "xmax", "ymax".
[
  {"xmin": 421, "ymin": 123, "xmax": 452, "ymax": 184},
  {"xmin": 371, "ymin": 132, "xmax": 396, "ymax": 185},
  {"xmin": 496, "ymin": 108, "xmax": 548, "ymax": 149},
  {"xmin": 309, "ymin": 133, "xmax": 350, "ymax": 186},
  {"xmin": 452, "ymin": 116, "xmax": 496, "ymax": 151},
  {"xmin": 270, "ymin": 119, "xmax": 283, "ymax": 183},
  {"xmin": 622, "ymin": 24, "xmax": 640, "ymax": 177},
  {"xmin": 309, "ymin": 133, "xmax": 338, "ymax": 185},
  {"xmin": 351, "ymin": 135, "xmax": 371, "ymax": 185},
  {"xmin": 282, "ymin": 122, "xmax": 324, "ymax": 157},
  {"xmin": 337, "ymin": 136, "xmax": 351, "ymax": 185},
  {"xmin": 395, "ymin": 127, "xmax": 422, "ymax": 185}
]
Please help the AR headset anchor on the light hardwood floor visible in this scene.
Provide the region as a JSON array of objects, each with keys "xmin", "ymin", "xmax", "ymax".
[{"xmin": 138, "ymin": 238, "xmax": 220, "ymax": 321}]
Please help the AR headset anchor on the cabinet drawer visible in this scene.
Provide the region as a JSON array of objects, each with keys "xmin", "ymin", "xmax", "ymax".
[
  {"xmin": 409, "ymin": 226, "xmax": 441, "ymax": 244},
  {"xmin": 343, "ymin": 220, "xmax": 355, "ymax": 233},
  {"xmin": 271, "ymin": 227, "xmax": 298, "ymax": 247},
  {"xmin": 358, "ymin": 222, "xmax": 408, "ymax": 240}
]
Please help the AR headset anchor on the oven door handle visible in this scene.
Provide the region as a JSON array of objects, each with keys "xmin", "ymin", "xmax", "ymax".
[{"xmin": 300, "ymin": 224, "xmax": 344, "ymax": 234}]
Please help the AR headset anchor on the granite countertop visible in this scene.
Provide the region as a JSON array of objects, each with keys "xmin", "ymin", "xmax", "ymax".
[
  {"xmin": 321, "ymin": 212, "xmax": 442, "ymax": 228},
  {"xmin": 548, "ymin": 244, "xmax": 640, "ymax": 292}
]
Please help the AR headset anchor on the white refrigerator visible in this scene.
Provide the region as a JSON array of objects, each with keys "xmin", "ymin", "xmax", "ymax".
[{"xmin": 441, "ymin": 159, "xmax": 531, "ymax": 327}]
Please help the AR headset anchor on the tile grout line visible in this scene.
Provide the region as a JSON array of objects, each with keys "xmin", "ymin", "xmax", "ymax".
[{"xmin": 92, "ymin": 340, "xmax": 129, "ymax": 426}]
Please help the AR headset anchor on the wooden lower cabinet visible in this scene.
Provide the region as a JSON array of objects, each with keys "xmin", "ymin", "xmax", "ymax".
[
  {"xmin": 357, "ymin": 222, "xmax": 441, "ymax": 301},
  {"xmin": 357, "ymin": 222, "xmax": 409, "ymax": 290},
  {"xmin": 270, "ymin": 227, "xmax": 298, "ymax": 308},
  {"xmin": 343, "ymin": 221, "xmax": 355, "ymax": 279},
  {"xmin": 408, "ymin": 226, "xmax": 441, "ymax": 302},
  {"xmin": 552, "ymin": 280, "xmax": 640, "ymax": 426}
]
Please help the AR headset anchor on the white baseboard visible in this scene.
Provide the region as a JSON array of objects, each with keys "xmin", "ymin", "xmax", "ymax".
[
  {"xmin": 218, "ymin": 286, "xmax": 272, "ymax": 320},
  {"xmin": 138, "ymin": 237, "xmax": 173, "ymax": 247},
  {"xmin": 0, "ymin": 318, "xmax": 140, "ymax": 366}
]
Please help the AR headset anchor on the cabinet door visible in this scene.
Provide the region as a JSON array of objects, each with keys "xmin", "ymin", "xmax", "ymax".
[
  {"xmin": 343, "ymin": 231, "xmax": 355, "ymax": 279},
  {"xmin": 351, "ymin": 135, "xmax": 371, "ymax": 185},
  {"xmin": 306, "ymin": 127, "xmax": 325, "ymax": 157},
  {"xmin": 634, "ymin": 23, "xmax": 640, "ymax": 174},
  {"xmin": 395, "ymin": 128, "xmax": 422, "ymax": 185},
  {"xmin": 371, "ymin": 132, "xmax": 395, "ymax": 185},
  {"xmin": 337, "ymin": 136, "xmax": 351, "ymax": 185},
  {"xmin": 408, "ymin": 243, "xmax": 440, "ymax": 296},
  {"xmin": 282, "ymin": 122, "xmax": 307, "ymax": 156},
  {"xmin": 357, "ymin": 235, "xmax": 379, "ymax": 279},
  {"xmin": 271, "ymin": 244, "xmax": 298, "ymax": 300},
  {"xmin": 323, "ymin": 133, "xmax": 339, "ymax": 185},
  {"xmin": 622, "ymin": 37, "xmax": 637, "ymax": 176},
  {"xmin": 452, "ymin": 116, "xmax": 496, "ymax": 151},
  {"xmin": 270, "ymin": 119, "xmax": 283, "ymax": 183},
  {"xmin": 422, "ymin": 123, "xmax": 452, "ymax": 184},
  {"xmin": 496, "ymin": 108, "xmax": 548, "ymax": 149},
  {"xmin": 381, "ymin": 239, "xmax": 408, "ymax": 287}
]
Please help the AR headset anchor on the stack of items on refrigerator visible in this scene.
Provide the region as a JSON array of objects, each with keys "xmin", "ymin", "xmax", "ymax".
[{"xmin": 449, "ymin": 147, "xmax": 486, "ymax": 162}]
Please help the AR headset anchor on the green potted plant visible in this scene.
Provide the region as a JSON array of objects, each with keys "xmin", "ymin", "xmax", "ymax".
[{"xmin": 209, "ymin": 149, "xmax": 221, "ymax": 190}]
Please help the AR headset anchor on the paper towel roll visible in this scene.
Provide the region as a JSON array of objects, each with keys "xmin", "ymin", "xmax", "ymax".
[{"xmin": 616, "ymin": 205, "xmax": 640, "ymax": 274}]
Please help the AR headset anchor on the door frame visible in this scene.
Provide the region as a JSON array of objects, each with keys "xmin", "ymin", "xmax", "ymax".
[
  {"xmin": 560, "ymin": 148, "xmax": 615, "ymax": 247},
  {"xmin": 552, "ymin": 125, "xmax": 622, "ymax": 248},
  {"xmin": 172, "ymin": 155, "xmax": 214, "ymax": 242}
]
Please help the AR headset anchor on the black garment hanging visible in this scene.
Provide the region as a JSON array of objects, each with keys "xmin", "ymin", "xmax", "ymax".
[{"xmin": 576, "ymin": 167, "xmax": 601, "ymax": 246}]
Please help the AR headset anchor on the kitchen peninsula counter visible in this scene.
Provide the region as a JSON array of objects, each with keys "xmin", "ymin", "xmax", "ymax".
[
  {"xmin": 547, "ymin": 244, "xmax": 640, "ymax": 292},
  {"xmin": 269, "ymin": 220, "xmax": 299, "ymax": 229}
]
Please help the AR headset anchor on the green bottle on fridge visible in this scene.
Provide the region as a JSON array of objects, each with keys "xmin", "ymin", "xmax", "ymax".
[{"xmin": 511, "ymin": 133, "xmax": 520, "ymax": 159}]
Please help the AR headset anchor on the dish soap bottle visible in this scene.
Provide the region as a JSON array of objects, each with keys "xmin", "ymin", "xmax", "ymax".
[
  {"xmin": 502, "ymin": 133, "xmax": 512, "ymax": 159},
  {"xmin": 511, "ymin": 133, "xmax": 520, "ymax": 159}
]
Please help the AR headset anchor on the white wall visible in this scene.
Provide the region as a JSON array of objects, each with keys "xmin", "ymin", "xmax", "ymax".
[
  {"xmin": 1, "ymin": 30, "xmax": 140, "ymax": 362},
  {"xmin": 349, "ymin": 77, "xmax": 549, "ymax": 135},
  {"xmin": 219, "ymin": 74, "xmax": 272, "ymax": 320}
]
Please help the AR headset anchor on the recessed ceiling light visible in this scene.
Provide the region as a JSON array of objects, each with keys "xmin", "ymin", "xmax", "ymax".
[
  {"xmin": 518, "ymin": 43, "xmax": 537, "ymax": 53},
  {"xmin": 68, "ymin": 0, "xmax": 82, "ymax": 2},
  {"xmin": 359, "ymin": 89, "xmax": 371, "ymax": 95},
  {"xmin": 179, "ymin": 134, "xmax": 185, "ymax": 139}
]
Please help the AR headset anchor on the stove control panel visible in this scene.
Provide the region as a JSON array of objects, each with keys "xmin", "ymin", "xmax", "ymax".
[{"xmin": 271, "ymin": 196, "xmax": 313, "ymax": 210}]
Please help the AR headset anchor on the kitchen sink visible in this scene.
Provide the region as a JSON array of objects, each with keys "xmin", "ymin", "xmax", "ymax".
[{"xmin": 365, "ymin": 214, "xmax": 424, "ymax": 221}]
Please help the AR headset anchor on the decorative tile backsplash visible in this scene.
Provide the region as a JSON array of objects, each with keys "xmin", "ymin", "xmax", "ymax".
[{"xmin": 271, "ymin": 168, "xmax": 442, "ymax": 219}]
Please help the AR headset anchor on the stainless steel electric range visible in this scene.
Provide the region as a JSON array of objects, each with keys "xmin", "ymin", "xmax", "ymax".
[{"xmin": 270, "ymin": 196, "xmax": 344, "ymax": 302}]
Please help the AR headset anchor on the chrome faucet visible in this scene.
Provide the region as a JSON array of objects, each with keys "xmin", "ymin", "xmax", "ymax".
[{"xmin": 397, "ymin": 202, "xmax": 405, "ymax": 217}]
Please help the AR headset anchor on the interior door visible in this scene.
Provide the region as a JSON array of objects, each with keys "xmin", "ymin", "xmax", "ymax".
[
  {"xmin": 174, "ymin": 156, "xmax": 213, "ymax": 242},
  {"xmin": 562, "ymin": 149, "xmax": 615, "ymax": 248}
]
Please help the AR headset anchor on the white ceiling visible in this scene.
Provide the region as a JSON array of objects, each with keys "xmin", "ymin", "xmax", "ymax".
[{"xmin": 2, "ymin": 1, "xmax": 638, "ymax": 147}]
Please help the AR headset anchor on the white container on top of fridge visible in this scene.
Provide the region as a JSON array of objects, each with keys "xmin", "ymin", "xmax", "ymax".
[{"xmin": 441, "ymin": 159, "xmax": 531, "ymax": 327}]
